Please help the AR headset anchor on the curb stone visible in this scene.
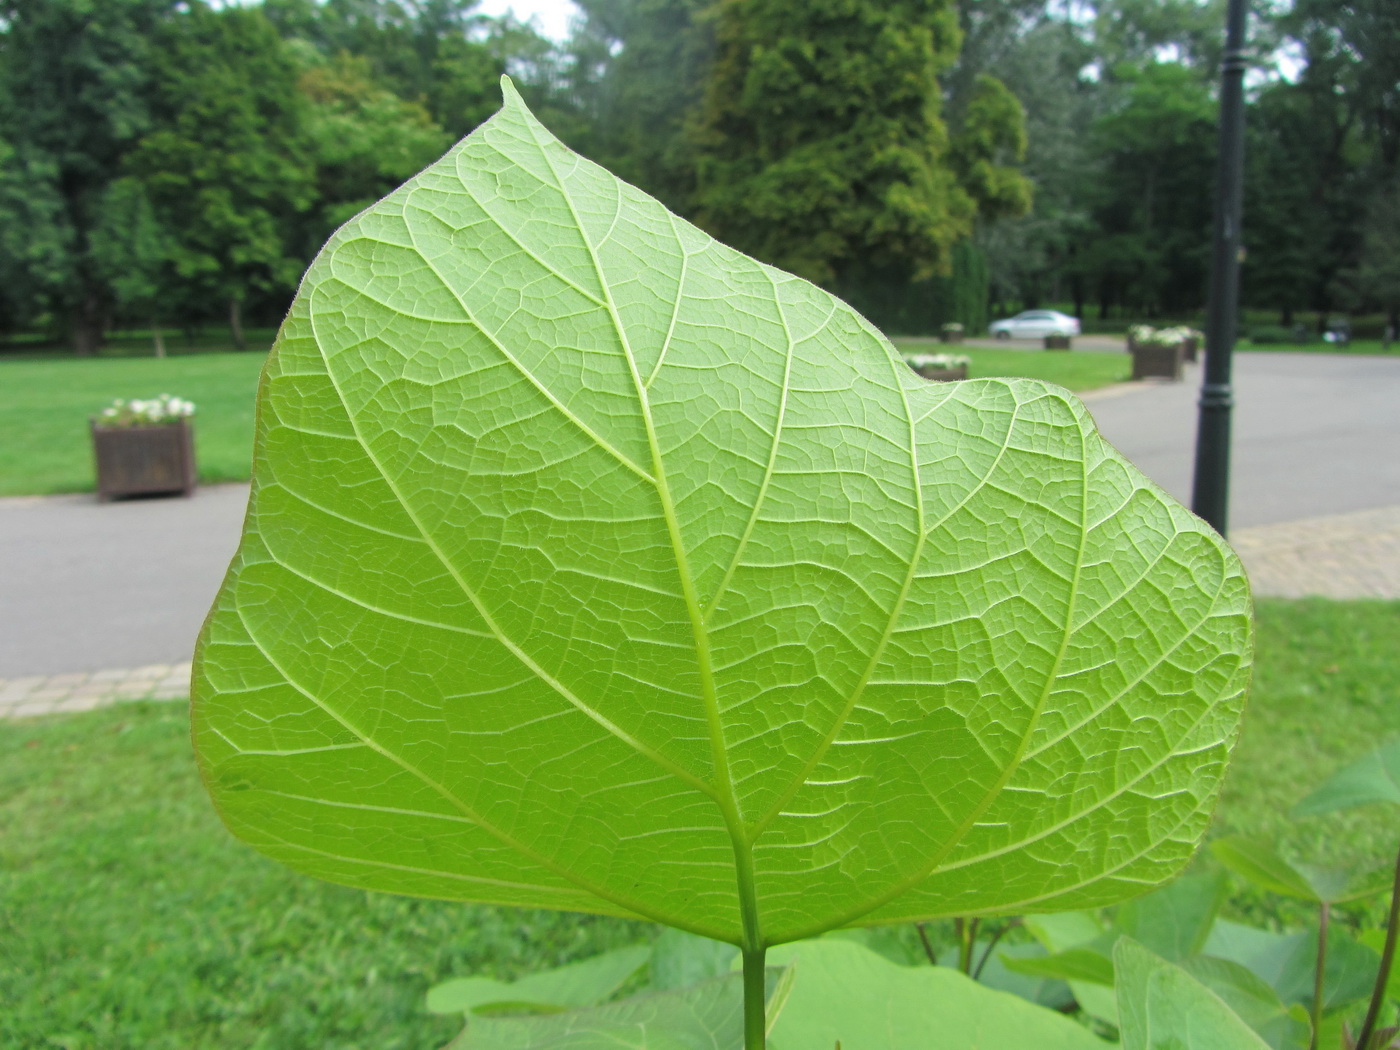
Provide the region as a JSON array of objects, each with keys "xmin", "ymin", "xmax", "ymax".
[
  {"xmin": 1, "ymin": 662, "xmax": 190, "ymax": 720},
  {"xmin": 2, "ymin": 510, "xmax": 1396, "ymax": 721}
]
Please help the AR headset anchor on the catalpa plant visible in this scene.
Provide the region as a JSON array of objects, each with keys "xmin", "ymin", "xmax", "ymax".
[{"xmin": 192, "ymin": 78, "xmax": 1252, "ymax": 1043}]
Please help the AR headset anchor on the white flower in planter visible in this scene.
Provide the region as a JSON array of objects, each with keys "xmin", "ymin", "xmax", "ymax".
[
  {"xmin": 905, "ymin": 352, "xmax": 971, "ymax": 371},
  {"xmin": 97, "ymin": 393, "xmax": 197, "ymax": 426}
]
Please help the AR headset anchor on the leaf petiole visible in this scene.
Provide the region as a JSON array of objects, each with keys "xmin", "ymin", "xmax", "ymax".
[{"xmin": 743, "ymin": 946, "xmax": 767, "ymax": 1049}]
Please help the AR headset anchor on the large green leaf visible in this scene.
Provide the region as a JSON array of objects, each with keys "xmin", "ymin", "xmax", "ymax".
[{"xmin": 191, "ymin": 77, "xmax": 1252, "ymax": 949}]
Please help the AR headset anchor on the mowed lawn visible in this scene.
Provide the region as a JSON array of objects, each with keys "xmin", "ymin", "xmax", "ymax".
[
  {"xmin": 2, "ymin": 598, "xmax": 1397, "ymax": 1048},
  {"xmin": 0, "ymin": 352, "xmax": 268, "ymax": 498},
  {"xmin": 0, "ymin": 342, "xmax": 1130, "ymax": 498},
  {"xmin": 892, "ymin": 339, "xmax": 1131, "ymax": 391}
]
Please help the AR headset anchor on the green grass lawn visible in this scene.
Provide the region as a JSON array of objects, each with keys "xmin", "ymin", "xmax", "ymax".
[
  {"xmin": 0, "ymin": 343, "xmax": 1131, "ymax": 499},
  {"xmin": 892, "ymin": 340, "xmax": 1131, "ymax": 392},
  {"xmin": 3, "ymin": 598, "xmax": 1396, "ymax": 1047},
  {"xmin": 0, "ymin": 353, "xmax": 268, "ymax": 498},
  {"xmin": 1210, "ymin": 598, "xmax": 1400, "ymax": 929}
]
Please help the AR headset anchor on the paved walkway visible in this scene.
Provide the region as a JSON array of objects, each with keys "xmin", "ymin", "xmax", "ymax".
[
  {"xmin": 4, "ymin": 502, "xmax": 1396, "ymax": 719},
  {"xmin": 3, "ymin": 351, "xmax": 1397, "ymax": 719}
]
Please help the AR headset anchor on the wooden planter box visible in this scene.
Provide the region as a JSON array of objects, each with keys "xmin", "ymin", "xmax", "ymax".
[
  {"xmin": 91, "ymin": 418, "xmax": 196, "ymax": 500},
  {"xmin": 1181, "ymin": 336, "xmax": 1199, "ymax": 362},
  {"xmin": 939, "ymin": 331, "xmax": 965, "ymax": 344},
  {"xmin": 1130, "ymin": 344, "xmax": 1184, "ymax": 381},
  {"xmin": 1044, "ymin": 335, "xmax": 1072, "ymax": 350},
  {"xmin": 911, "ymin": 363, "xmax": 968, "ymax": 382}
]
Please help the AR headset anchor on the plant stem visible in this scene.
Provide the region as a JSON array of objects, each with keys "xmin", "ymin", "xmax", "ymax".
[
  {"xmin": 916, "ymin": 923, "xmax": 939, "ymax": 966},
  {"xmin": 1355, "ymin": 841, "xmax": 1400, "ymax": 1050},
  {"xmin": 1311, "ymin": 901, "xmax": 1330, "ymax": 1050},
  {"xmin": 953, "ymin": 917, "xmax": 981, "ymax": 974},
  {"xmin": 743, "ymin": 946, "xmax": 767, "ymax": 1050},
  {"xmin": 974, "ymin": 919, "xmax": 1022, "ymax": 981}
]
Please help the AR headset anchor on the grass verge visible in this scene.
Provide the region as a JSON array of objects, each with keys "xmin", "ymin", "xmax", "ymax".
[
  {"xmin": 0, "ymin": 702, "xmax": 649, "ymax": 1049},
  {"xmin": 891, "ymin": 341, "xmax": 1131, "ymax": 392},
  {"xmin": 1, "ymin": 343, "xmax": 1131, "ymax": 499},
  {"xmin": 1211, "ymin": 598, "xmax": 1400, "ymax": 928},
  {"xmin": 2, "ymin": 599, "xmax": 1396, "ymax": 1045},
  {"xmin": 0, "ymin": 353, "xmax": 267, "ymax": 498}
]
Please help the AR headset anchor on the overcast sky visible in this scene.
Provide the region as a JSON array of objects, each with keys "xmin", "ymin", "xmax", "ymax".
[{"xmin": 476, "ymin": 0, "xmax": 581, "ymax": 40}]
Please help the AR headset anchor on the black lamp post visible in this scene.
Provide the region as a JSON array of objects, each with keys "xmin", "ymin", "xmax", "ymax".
[{"xmin": 1190, "ymin": 0, "xmax": 1249, "ymax": 536}]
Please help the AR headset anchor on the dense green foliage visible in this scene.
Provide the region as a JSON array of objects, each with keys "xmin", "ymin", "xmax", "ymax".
[
  {"xmin": 2, "ymin": 0, "xmax": 1396, "ymax": 350},
  {"xmin": 4, "ymin": 599, "xmax": 1393, "ymax": 1046}
]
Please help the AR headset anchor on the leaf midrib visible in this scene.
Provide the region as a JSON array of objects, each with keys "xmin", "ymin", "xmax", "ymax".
[{"xmin": 527, "ymin": 121, "xmax": 764, "ymax": 952}]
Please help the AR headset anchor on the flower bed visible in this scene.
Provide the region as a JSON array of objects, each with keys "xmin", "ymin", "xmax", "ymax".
[
  {"xmin": 905, "ymin": 352, "xmax": 970, "ymax": 382},
  {"xmin": 91, "ymin": 395, "xmax": 197, "ymax": 499}
]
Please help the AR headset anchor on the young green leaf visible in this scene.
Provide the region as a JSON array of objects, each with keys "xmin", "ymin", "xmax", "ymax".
[
  {"xmin": 1294, "ymin": 739, "xmax": 1400, "ymax": 817},
  {"xmin": 1212, "ymin": 838, "xmax": 1389, "ymax": 904},
  {"xmin": 1177, "ymin": 957, "xmax": 1311, "ymax": 1050},
  {"xmin": 1115, "ymin": 871, "xmax": 1227, "ymax": 961},
  {"xmin": 1204, "ymin": 920, "xmax": 1382, "ymax": 1016},
  {"xmin": 651, "ymin": 929, "xmax": 740, "ymax": 991},
  {"xmin": 1359, "ymin": 930, "xmax": 1400, "ymax": 1005},
  {"xmin": 191, "ymin": 77, "xmax": 1252, "ymax": 951},
  {"xmin": 1115, "ymin": 938, "xmax": 1273, "ymax": 1050},
  {"xmin": 1001, "ymin": 946, "xmax": 1116, "ymax": 985},
  {"xmin": 427, "ymin": 945, "xmax": 651, "ymax": 1015},
  {"xmin": 1024, "ymin": 912, "xmax": 1119, "ymax": 1022},
  {"xmin": 444, "ymin": 969, "xmax": 792, "ymax": 1050},
  {"xmin": 765, "ymin": 940, "xmax": 1110, "ymax": 1050}
]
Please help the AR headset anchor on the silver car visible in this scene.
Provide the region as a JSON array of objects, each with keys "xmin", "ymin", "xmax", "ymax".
[{"xmin": 988, "ymin": 310, "xmax": 1082, "ymax": 339}]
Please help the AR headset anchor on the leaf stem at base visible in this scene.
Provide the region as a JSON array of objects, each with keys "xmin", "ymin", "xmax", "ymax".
[
  {"xmin": 743, "ymin": 946, "xmax": 767, "ymax": 1049},
  {"xmin": 1355, "ymin": 841, "xmax": 1400, "ymax": 1050},
  {"xmin": 1311, "ymin": 901, "xmax": 1330, "ymax": 1050}
]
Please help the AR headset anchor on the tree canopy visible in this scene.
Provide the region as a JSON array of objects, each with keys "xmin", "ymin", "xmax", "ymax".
[{"xmin": 0, "ymin": 0, "xmax": 1395, "ymax": 350}]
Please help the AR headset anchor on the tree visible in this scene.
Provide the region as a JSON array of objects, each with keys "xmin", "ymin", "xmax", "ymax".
[
  {"xmin": 1344, "ymin": 179, "xmax": 1400, "ymax": 336},
  {"xmin": 947, "ymin": 73, "xmax": 1032, "ymax": 224},
  {"xmin": 564, "ymin": 0, "xmax": 717, "ymax": 212},
  {"xmin": 296, "ymin": 50, "xmax": 451, "ymax": 244},
  {"xmin": 88, "ymin": 177, "xmax": 175, "ymax": 355},
  {"xmin": 691, "ymin": 0, "xmax": 975, "ymax": 299},
  {"xmin": 934, "ymin": 3, "xmax": 1098, "ymax": 315},
  {"xmin": 1078, "ymin": 62, "xmax": 1216, "ymax": 317},
  {"xmin": 265, "ymin": 0, "xmax": 526, "ymax": 140},
  {"xmin": 0, "ymin": 0, "xmax": 178, "ymax": 353},
  {"xmin": 124, "ymin": 3, "xmax": 314, "ymax": 349}
]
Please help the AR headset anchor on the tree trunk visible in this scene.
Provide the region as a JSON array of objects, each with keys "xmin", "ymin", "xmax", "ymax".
[
  {"xmin": 152, "ymin": 320, "xmax": 166, "ymax": 359},
  {"xmin": 70, "ymin": 294, "xmax": 106, "ymax": 357},
  {"xmin": 229, "ymin": 296, "xmax": 247, "ymax": 351},
  {"xmin": 1280, "ymin": 302, "xmax": 1294, "ymax": 327}
]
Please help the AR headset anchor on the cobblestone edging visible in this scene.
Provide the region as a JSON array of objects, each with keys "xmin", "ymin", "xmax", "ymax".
[
  {"xmin": 3, "ymin": 505, "xmax": 1397, "ymax": 722},
  {"xmin": 1230, "ymin": 504, "xmax": 1400, "ymax": 601},
  {"xmin": 0, "ymin": 662, "xmax": 190, "ymax": 721}
]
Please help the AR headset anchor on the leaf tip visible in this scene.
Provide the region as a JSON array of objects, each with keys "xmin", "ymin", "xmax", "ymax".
[{"xmin": 499, "ymin": 73, "xmax": 526, "ymax": 112}]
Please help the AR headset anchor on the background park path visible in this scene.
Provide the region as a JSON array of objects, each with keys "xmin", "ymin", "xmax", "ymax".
[{"xmin": 3, "ymin": 350, "xmax": 1398, "ymax": 715}]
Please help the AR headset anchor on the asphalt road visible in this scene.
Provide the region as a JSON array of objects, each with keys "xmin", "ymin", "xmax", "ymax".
[{"xmin": 2, "ymin": 350, "xmax": 1397, "ymax": 678}]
